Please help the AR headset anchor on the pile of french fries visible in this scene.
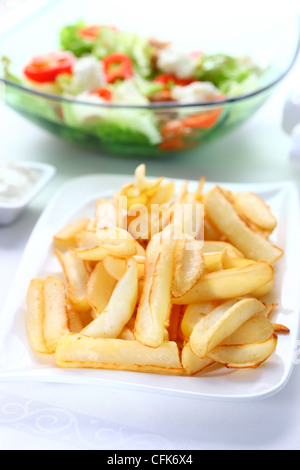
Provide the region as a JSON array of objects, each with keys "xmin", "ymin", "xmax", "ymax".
[{"xmin": 26, "ymin": 164, "xmax": 289, "ymax": 376}]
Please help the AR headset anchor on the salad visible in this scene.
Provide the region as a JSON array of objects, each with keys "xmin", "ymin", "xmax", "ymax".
[{"xmin": 2, "ymin": 22, "xmax": 263, "ymax": 152}]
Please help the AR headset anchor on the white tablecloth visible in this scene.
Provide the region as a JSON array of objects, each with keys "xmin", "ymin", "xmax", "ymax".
[{"xmin": 1, "ymin": 23, "xmax": 300, "ymax": 451}]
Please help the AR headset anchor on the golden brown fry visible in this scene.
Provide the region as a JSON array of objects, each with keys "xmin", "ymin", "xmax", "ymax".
[
  {"xmin": 189, "ymin": 297, "xmax": 266, "ymax": 359},
  {"xmin": 273, "ymin": 323, "xmax": 290, "ymax": 334},
  {"xmin": 55, "ymin": 249, "xmax": 90, "ymax": 312},
  {"xmin": 85, "ymin": 261, "xmax": 117, "ymax": 317},
  {"xmin": 172, "ymin": 261, "xmax": 274, "ymax": 304},
  {"xmin": 204, "ymin": 186, "xmax": 283, "ymax": 264},
  {"xmin": 53, "ymin": 218, "xmax": 90, "ymax": 247},
  {"xmin": 56, "ymin": 334, "xmax": 183, "ymax": 375},
  {"xmin": 182, "ymin": 342, "xmax": 215, "ymax": 375},
  {"xmin": 81, "ymin": 257, "xmax": 138, "ymax": 338},
  {"xmin": 43, "ymin": 276, "xmax": 69, "ymax": 353},
  {"xmin": 96, "ymin": 227, "xmax": 137, "ymax": 258},
  {"xmin": 183, "ymin": 313, "xmax": 277, "ymax": 374},
  {"xmin": 208, "ymin": 334, "xmax": 278, "ymax": 368},
  {"xmin": 180, "ymin": 302, "xmax": 217, "ymax": 340},
  {"xmin": 26, "ymin": 278, "xmax": 50, "ymax": 354},
  {"xmin": 134, "ymin": 227, "xmax": 177, "ymax": 348},
  {"xmin": 233, "ymin": 191, "xmax": 277, "ymax": 232},
  {"xmin": 67, "ymin": 305, "xmax": 84, "ymax": 333},
  {"xmin": 172, "ymin": 235, "xmax": 205, "ymax": 298}
]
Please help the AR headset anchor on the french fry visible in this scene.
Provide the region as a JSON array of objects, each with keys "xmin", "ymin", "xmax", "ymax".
[
  {"xmin": 103, "ymin": 254, "xmax": 145, "ymax": 281},
  {"xmin": 273, "ymin": 324, "xmax": 290, "ymax": 334},
  {"xmin": 220, "ymin": 247, "xmax": 275, "ymax": 299},
  {"xmin": 181, "ymin": 343, "xmax": 215, "ymax": 375},
  {"xmin": 222, "ymin": 315, "xmax": 275, "ymax": 344},
  {"xmin": 202, "ymin": 241, "xmax": 244, "ymax": 257},
  {"xmin": 251, "ymin": 279, "xmax": 275, "ymax": 298},
  {"xmin": 53, "ymin": 217, "xmax": 90, "ymax": 247},
  {"xmin": 85, "ymin": 261, "xmax": 117, "ymax": 317},
  {"xmin": 135, "ymin": 227, "xmax": 177, "ymax": 348},
  {"xmin": 102, "ymin": 255, "xmax": 127, "ymax": 281},
  {"xmin": 96, "ymin": 227, "xmax": 137, "ymax": 258},
  {"xmin": 56, "ymin": 334, "xmax": 183, "ymax": 375},
  {"xmin": 118, "ymin": 326, "xmax": 136, "ymax": 340},
  {"xmin": 81, "ymin": 257, "xmax": 138, "ymax": 338},
  {"xmin": 221, "ymin": 247, "xmax": 254, "ymax": 270},
  {"xmin": 202, "ymin": 243, "xmax": 244, "ymax": 272},
  {"xmin": 26, "ymin": 278, "xmax": 50, "ymax": 354},
  {"xmin": 207, "ymin": 334, "xmax": 278, "ymax": 369},
  {"xmin": 172, "ymin": 235, "xmax": 205, "ymax": 298},
  {"xmin": 189, "ymin": 297, "xmax": 266, "ymax": 359},
  {"xmin": 135, "ymin": 163, "xmax": 164, "ymax": 194},
  {"xmin": 55, "ymin": 249, "xmax": 90, "ymax": 312},
  {"xmin": 180, "ymin": 302, "xmax": 217, "ymax": 340},
  {"xmin": 204, "ymin": 186, "xmax": 283, "ymax": 264},
  {"xmin": 75, "ymin": 229, "xmax": 102, "ymax": 249},
  {"xmin": 70, "ymin": 229, "xmax": 108, "ymax": 261},
  {"xmin": 43, "ymin": 276, "xmax": 69, "ymax": 353},
  {"xmin": 172, "ymin": 261, "xmax": 274, "ymax": 304},
  {"xmin": 182, "ymin": 315, "xmax": 276, "ymax": 374},
  {"xmin": 133, "ymin": 236, "xmax": 161, "ymax": 346},
  {"xmin": 67, "ymin": 305, "xmax": 84, "ymax": 333},
  {"xmin": 168, "ymin": 305, "xmax": 183, "ymax": 342},
  {"xmin": 148, "ymin": 181, "xmax": 175, "ymax": 205},
  {"xmin": 233, "ymin": 191, "xmax": 277, "ymax": 232},
  {"xmin": 70, "ymin": 226, "xmax": 137, "ymax": 260},
  {"xmin": 203, "ymin": 216, "xmax": 224, "ymax": 241}
]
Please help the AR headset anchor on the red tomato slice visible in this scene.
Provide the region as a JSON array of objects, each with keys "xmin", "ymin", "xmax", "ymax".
[
  {"xmin": 24, "ymin": 51, "xmax": 76, "ymax": 84},
  {"xmin": 182, "ymin": 108, "xmax": 223, "ymax": 129},
  {"xmin": 89, "ymin": 87, "xmax": 113, "ymax": 101}
]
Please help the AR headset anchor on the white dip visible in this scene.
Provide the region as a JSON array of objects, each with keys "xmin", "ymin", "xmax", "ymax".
[{"xmin": 0, "ymin": 161, "xmax": 39, "ymax": 203}]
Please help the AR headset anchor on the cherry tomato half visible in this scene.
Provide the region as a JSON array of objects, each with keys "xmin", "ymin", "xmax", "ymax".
[{"xmin": 24, "ymin": 51, "xmax": 76, "ymax": 84}]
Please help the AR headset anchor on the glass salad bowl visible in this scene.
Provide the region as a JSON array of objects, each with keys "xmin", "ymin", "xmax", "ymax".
[{"xmin": 0, "ymin": 3, "xmax": 299, "ymax": 157}]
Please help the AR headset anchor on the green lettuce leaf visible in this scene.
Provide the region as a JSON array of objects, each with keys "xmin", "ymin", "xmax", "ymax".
[
  {"xmin": 59, "ymin": 21, "xmax": 95, "ymax": 57},
  {"xmin": 92, "ymin": 26, "xmax": 155, "ymax": 79},
  {"xmin": 194, "ymin": 54, "xmax": 261, "ymax": 96},
  {"xmin": 62, "ymin": 99, "xmax": 162, "ymax": 145}
]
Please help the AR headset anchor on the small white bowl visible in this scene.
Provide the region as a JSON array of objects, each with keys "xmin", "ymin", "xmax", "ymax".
[{"xmin": 0, "ymin": 161, "xmax": 56, "ymax": 225}]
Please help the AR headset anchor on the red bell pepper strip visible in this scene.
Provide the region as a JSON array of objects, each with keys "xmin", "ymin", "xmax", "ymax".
[
  {"xmin": 89, "ymin": 87, "xmax": 113, "ymax": 101},
  {"xmin": 102, "ymin": 53, "xmax": 133, "ymax": 83}
]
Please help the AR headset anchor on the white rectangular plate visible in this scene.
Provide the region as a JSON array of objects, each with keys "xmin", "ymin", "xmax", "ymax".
[{"xmin": 0, "ymin": 173, "xmax": 299, "ymax": 402}]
